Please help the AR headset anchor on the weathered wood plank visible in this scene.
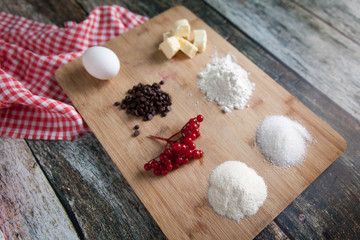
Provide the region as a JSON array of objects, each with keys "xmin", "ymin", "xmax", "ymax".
[
  {"xmin": 275, "ymin": 157, "xmax": 360, "ymax": 239},
  {"xmin": 0, "ymin": 137, "xmax": 79, "ymax": 239},
  {"xmin": 292, "ymin": 0, "xmax": 360, "ymax": 45},
  {"xmin": 205, "ymin": 0, "xmax": 360, "ymax": 122},
  {"xmin": 26, "ymin": 133, "xmax": 166, "ymax": 240}
]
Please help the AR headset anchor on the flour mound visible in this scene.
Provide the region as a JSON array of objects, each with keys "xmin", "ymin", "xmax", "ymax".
[
  {"xmin": 198, "ymin": 54, "xmax": 255, "ymax": 112},
  {"xmin": 256, "ymin": 115, "xmax": 312, "ymax": 167},
  {"xmin": 207, "ymin": 161, "xmax": 267, "ymax": 221}
]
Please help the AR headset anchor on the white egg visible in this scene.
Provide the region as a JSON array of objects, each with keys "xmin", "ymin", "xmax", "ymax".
[{"xmin": 82, "ymin": 46, "xmax": 120, "ymax": 80}]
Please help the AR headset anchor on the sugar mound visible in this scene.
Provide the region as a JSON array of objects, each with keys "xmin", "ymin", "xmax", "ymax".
[
  {"xmin": 256, "ymin": 115, "xmax": 312, "ymax": 167},
  {"xmin": 197, "ymin": 54, "xmax": 255, "ymax": 113},
  {"xmin": 207, "ymin": 161, "xmax": 267, "ymax": 221}
]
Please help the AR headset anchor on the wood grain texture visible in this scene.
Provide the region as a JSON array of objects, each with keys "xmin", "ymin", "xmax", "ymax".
[
  {"xmin": 27, "ymin": 133, "xmax": 165, "ymax": 239},
  {"xmin": 55, "ymin": 6, "xmax": 346, "ymax": 239},
  {"xmin": 205, "ymin": 0, "xmax": 360, "ymax": 122},
  {"xmin": 2, "ymin": 0, "xmax": 359, "ymax": 239},
  {"xmin": 292, "ymin": 0, "xmax": 360, "ymax": 44},
  {"xmin": 0, "ymin": 137, "xmax": 78, "ymax": 239}
]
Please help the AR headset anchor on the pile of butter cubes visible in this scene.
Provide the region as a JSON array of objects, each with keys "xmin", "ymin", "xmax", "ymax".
[{"xmin": 159, "ymin": 19, "xmax": 207, "ymax": 59}]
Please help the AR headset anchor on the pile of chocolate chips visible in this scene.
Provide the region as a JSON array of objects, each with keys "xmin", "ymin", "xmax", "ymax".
[{"xmin": 117, "ymin": 82, "xmax": 172, "ymax": 121}]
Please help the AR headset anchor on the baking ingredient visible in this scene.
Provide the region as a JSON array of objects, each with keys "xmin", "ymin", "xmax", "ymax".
[
  {"xmin": 82, "ymin": 46, "xmax": 120, "ymax": 80},
  {"xmin": 162, "ymin": 31, "xmax": 172, "ymax": 40},
  {"xmin": 159, "ymin": 36, "xmax": 181, "ymax": 59},
  {"xmin": 159, "ymin": 19, "xmax": 207, "ymax": 59},
  {"xmin": 133, "ymin": 125, "xmax": 140, "ymax": 137},
  {"xmin": 144, "ymin": 115, "xmax": 204, "ymax": 176},
  {"xmin": 256, "ymin": 115, "xmax": 312, "ymax": 167},
  {"xmin": 116, "ymin": 82, "xmax": 172, "ymax": 121},
  {"xmin": 172, "ymin": 19, "xmax": 191, "ymax": 38},
  {"xmin": 179, "ymin": 38, "xmax": 198, "ymax": 58},
  {"xmin": 208, "ymin": 161, "xmax": 267, "ymax": 220},
  {"xmin": 198, "ymin": 54, "xmax": 255, "ymax": 112},
  {"xmin": 134, "ymin": 130, "xmax": 140, "ymax": 137},
  {"xmin": 193, "ymin": 29, "xmax": 207, "ymax": 52}
]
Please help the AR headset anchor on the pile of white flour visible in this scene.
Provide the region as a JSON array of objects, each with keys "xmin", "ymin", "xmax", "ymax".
[
  {"xmin": 207, "ymin": 161, "xmax": 267, "ymax": 221},
  {"xmin": 198, "ymin": 54, "xmax": 255, "ymax": 112}
]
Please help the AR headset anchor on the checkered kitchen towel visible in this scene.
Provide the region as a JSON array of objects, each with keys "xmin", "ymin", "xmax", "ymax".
[{"xmin": 0, "ymin": 5, "xmax": 147, "ymax": 140}]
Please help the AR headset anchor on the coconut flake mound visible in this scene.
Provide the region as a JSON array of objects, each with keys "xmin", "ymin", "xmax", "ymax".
[{"xmin": 207, "ymin": 161, "xmax": 267, "ymax": 221}]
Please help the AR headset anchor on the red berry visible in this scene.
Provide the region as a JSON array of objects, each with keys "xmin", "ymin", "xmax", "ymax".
[
  {"xmin": 164, "ymin": 148, "xmax": 172, "ymax": 157},
  {"xmin": 166, "ymin": 164, "xmax": 173, "ymax": 171},
  {"xmin": 184, "ymin": 149, "xmax": 193, "ymax": 158},
  {"xmin": 159, "ymin": 153, "xmax": 168, "ymax": 162},
  {"xmin": 164, "ymin": 159, "xmax": 172, "ymax": 166},
  {"xmin": 162, "ymin": 170, "xmax": 168, "ymax": 176},
  {"xmin": 193, "ymin": 128, "xmax": 200, "ymax": 138},
  {"xmin": 184, "ymin": 130, "xmax": 193, "ymax": 138},
  {"xmin": 159, "ymin": 164, "xmax": 166, "ymax": 171},
  {"xmin": 183, "ymin": 137, "xmax": 193, "ymax": 144},
  {"xmin": 180, "ymin": 144, "xmax": 188, "ymax": 153},
  {"xmin": 172, "ymin": 142, "xmax": 182, "ymax": 152},
  {"xmin": 182, "ymin": 158, "xmax": 189, "ymax": 164},
  {"xmin": 175, "ymin": 157, "xmax": 183, "ymax": 164},
  {"xmin": 173, "ymin": 164, "xmax": 180, "ymax": 169},
  {"xmin": 188, "ymin": 118, "xmax": 197, "ymax": 124},
  {"xmin": 189, "ymin": 123, "xmax": 199, "ymax": 131},
  {"xmin": 154, "ymin": 169, "xmax": 161, "ymax": 176},
  {"xmin": 196, "ymin": 115, "xmax": 204, "ymax": 122},
  {"xmin": 190, "ymin": 132, "xmax": 197, "ymax": 140},
  {"xmin": 193, "ymin": 150, "xmax": 203, "ymax": 159},
  {"xmin": 144, "ymin": 163, "xmax": 152, "ymax": 171},
  {"xmin": 187, "ymin": 142, "xmax": 196, "ymax": 150},
  {"xmin": 150, "ymin": 160, "xmax": 159, "ymax": 169}
]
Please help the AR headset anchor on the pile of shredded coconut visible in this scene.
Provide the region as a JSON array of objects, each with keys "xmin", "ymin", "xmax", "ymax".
[
  {"xmin": 197, "ymin": 54, "xmax": 255, "ymax": 112},
  {"xmin": 256, "ymin": 115, "xmax": 312, "ymax": 167},
  {"xmin": 207, "ymin": 161, "xmax": 267, "ymax": 221}
]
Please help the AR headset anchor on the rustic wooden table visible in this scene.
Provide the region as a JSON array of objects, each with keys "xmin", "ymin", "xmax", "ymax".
[{"xmin": 1, "ymin": 0, "xmax": 359, "ymax": 239}]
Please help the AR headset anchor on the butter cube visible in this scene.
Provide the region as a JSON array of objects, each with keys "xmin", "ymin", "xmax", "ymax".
[
  {"xmin": 159, "ymin": 36, "xmax": 180, "ymax": 59},
  {"xmin": 193, "ymin": 29, "xmax": 207, "ymax": 52},
  {"xmin": 172, "ymin": 19, "xmax": 191, "ymax": 39},
  {"xmin": 162, "ymin": 31, "xmax": 173, "ymax": 41},
  {"xmin": 179, "ymin": 38, "xmax": 198, "ymax": 58}
]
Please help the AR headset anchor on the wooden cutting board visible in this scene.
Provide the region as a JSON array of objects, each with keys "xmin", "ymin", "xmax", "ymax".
[{"xmin": 55, "ymin": 6, "xmax": 346, "ymax": 239}]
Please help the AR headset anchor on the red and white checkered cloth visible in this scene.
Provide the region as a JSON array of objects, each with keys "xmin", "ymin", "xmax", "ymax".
[{"xmin": 0, "ymin": 5, "xmax": 147, "ymax": 140}]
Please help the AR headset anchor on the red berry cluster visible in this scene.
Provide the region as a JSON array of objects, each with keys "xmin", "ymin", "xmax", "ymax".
[{"xmin": 144, "ymin": 115, "xmax": 204, "ymax": 176}]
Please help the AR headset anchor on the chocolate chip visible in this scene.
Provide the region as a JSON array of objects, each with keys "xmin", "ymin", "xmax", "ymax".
[{"xmin": 117, "ymin": 82, "xmax": 172, "ymax": 121}]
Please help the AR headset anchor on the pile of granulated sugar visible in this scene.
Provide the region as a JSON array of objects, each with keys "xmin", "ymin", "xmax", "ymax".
[
  {"xmin": 256, "ymin": 115, "xmax": 312, "ymax": 167},
  {"xmin": 197, "ymin": 54, "xmax": 255, "ymax": 113},
  {"xmin": 207, "ymin": 161, "xmax": 267, "ymax": 221}
]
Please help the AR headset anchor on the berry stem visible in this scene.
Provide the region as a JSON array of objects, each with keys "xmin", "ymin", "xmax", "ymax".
[
  {"xmin": 147, "ymin": 135, "xmax": 169, "ymax": 142},
  {"xmin": 167, "ymin": 130, "xmax": 182, "ymax": 141}
]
